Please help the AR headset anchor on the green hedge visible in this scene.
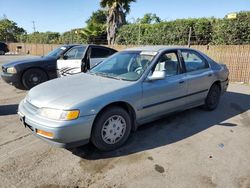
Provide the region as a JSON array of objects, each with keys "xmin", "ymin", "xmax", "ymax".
[{"xmin": 116, "ymin": 11, "xmax": 250, "ymax": 45}]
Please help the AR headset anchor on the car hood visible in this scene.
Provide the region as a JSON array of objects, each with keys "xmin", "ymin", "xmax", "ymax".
[
  {"xmin": 27, "ymin": 73, "xmax": 133, "ymax": 109},
  {"xmin": 3, "ymin": 56, "xmax": 56, "ymax": 67}
]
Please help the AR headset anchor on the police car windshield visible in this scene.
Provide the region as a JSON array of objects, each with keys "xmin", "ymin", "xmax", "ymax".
[{"xmin": 46, "ymin": 46, "xmax": 67, "ymax": 58}]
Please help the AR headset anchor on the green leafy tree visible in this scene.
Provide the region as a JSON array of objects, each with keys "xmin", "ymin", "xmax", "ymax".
[
  {"xmin": 58, "ymin": 31, "xmax": 73, "ymax": 44},
  {"xmin": 137, "ymin": 13, "xmax": 161, "ymax": 24},
  {"xmin": 0, "ymin": 18, "xmax": 26, "ymax": 42},
  {"xmin": 59, "ymin": 29, "xmax": 87, "ymax": 44},
  {"xmin": 100, "ymin": 0, "xmax": 136, "ymax": 45},
  {"xmin": 86, "ymin": 9, "xmax": 107, "ymax": 25},
  {"xmin": 117, "ymin": 11, "xmax": 250, "ymax": 45},
  {"xmin": 193, "ymin": 18, "xmax": 213, "ymax": 45},
  {"xmin": 23, "ymin": 32, "xmax": 60, "ymax": 44},
  {"xmin": 82, "ymin": 9, "xmax": 108, "ymax": 44},
  {"xmin": 117, "ymin": 18, "xmax": 195, "ymax": 45},
  {"xmin": 212, "ymin": 11, "xmax": 250, "ymax": 44}
]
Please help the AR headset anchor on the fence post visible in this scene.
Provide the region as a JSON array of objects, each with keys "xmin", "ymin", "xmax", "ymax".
[
  {"xmin": 188, "ymin": 27, "xmax": 192, "ymax": 47},
  {"xmin": 43, "ymin": 43, "xmax": 44, "ymax": 56},
  {"xmin": 138, "ymin": 22, "xmax": 141, "ymax": 45}
]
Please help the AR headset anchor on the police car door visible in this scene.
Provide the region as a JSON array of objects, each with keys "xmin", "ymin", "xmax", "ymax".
[
  {"xmin": 89, "ymin": 47, "xmax": 114, "ymax": 68},
  {"xmin": 57, "ymin": 46, "xmax": 86, "ymax": 76}
]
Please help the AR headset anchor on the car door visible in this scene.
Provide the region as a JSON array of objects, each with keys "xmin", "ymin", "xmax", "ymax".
[
  {"xmin": 90, "ymin": 47, "xmax": 115, "ymax": 68},
  {"xmin": 180, "ymin": 49, "xmax": 214, "ymax": 105},
  {"xmin": 57, "ymin": 46, "xmax": 86, "ymax": 76},
  {"xmin": 140, "ymin": 50, "xmax": 188, "ymax": 121}
]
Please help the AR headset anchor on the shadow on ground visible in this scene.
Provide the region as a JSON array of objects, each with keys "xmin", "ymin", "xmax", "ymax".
[
  {"xmin": 0, "ymin": 104, "xmax": 18, "ymax": 116},
  {"xmin": 70, "ymin": 91, "xmax": 250, "ymax": 159}
]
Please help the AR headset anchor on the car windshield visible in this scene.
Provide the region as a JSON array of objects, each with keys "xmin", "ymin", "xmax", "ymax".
[
  {"xmin": 90, "ymin": 51, "xmax": 157, "ymax": 81},
  {"xmin": 46, "ymin": 46, "xmax": 67, "ymax": 58}
]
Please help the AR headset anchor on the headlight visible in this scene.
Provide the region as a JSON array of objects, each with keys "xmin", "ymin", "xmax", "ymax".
[
  {"xmin": 6, "ymin": 67, "xmax": 17, "ymax": 74},
  {"xmin": 39, "ymin": 108, "xmax": 80, "ymax": 121}
]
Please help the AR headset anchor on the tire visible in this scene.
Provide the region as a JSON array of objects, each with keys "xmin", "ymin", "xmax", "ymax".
[
  {"xmin": 91, "ymin": 107, "xmax": 132, "ymax": 151},
  {"xmin": 203, "ymin": 84, "xmax": 221, "ymax": 111},
  {"xmin": 22, "ymin": 68, "xmax": 48, "ymax": 90},
  {"xmin": 0, "ymin": 50, "xmax": 5, "ymax": 55}
]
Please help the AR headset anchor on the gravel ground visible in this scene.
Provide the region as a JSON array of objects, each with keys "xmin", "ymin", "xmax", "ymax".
[{"xmin": 0, "ymin": 55, "xmax": 250, "ymax": 188}]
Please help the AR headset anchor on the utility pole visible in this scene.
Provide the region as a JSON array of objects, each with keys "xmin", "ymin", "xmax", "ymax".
[
  {"xmin": 32, "ymin": 21, "xmax": 37, "ymax": 55},
  {"xmin": 188, "ymin": 27, "xmax": 192, "ymax": 48},
  {"xmin": 138, "ymin": 22, "xmax": 141, "ymax": 45},
  {"xmin": 71, "ymin": 30, "xmax": 73, "ymax": 44},
  {"xmin": 32, "ymin": 21, "xmax": 36, "ymax": 32}
]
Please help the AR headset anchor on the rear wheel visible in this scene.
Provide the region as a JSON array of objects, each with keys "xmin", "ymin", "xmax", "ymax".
[
  {"xmin": 91, "ymin": 107, "xmax": 131, "ymax": 151},
  {"xmin": 22, "ymin": 68, "xmax": 48, "ymax": 90},
  {"xmin": 203, "ymin": 84, "xmax": 221, "ymax": 111}
]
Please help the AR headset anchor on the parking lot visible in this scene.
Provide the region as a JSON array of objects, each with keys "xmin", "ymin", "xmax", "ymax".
[{"xmin": 0, "ymin": 55, "xmax": 250, "ymax": 188}]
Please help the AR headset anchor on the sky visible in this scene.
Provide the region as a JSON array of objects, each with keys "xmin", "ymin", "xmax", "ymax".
[{"xmin": 1, "ymin": 0, "xmax": 250, "ymax": 33}]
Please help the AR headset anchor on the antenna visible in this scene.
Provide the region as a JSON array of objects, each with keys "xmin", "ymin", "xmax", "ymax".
[{"xmin": 32, "ymin": 21, "xmax": 36, "ymax": 32}]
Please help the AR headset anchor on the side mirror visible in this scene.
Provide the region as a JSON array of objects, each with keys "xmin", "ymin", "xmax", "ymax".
[
  {"xmin": 147, "ymin": 71, "xmax": 165, "ymax": 81},
  {"xmin": 57, "ymin": 54, "xmax": 63, "ymax": 60},
  {"xmin": 62, "ymin": 55, "xmax": 68, "ymax": 60}
]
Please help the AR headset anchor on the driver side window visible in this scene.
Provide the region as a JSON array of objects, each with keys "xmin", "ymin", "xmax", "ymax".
[
  {"xmin": 154, "ymin": 52, "xmax": 180, "ymax": 77},
  {"xmin": 64, "ymin": 46, "xmax": 85, "ymax": 60}
]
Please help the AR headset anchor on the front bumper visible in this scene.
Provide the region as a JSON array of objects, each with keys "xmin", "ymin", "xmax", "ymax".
[
  {"xmin": 18, "ymin": 100, "xmax": 96, "ymax": 148},
  {"xmin": 1, "ymin": 72, "xmax": 23, "ymax": 89},
  {"xmin": 221, "ymin": 78, "xmax": 229, "ymax": 94}
]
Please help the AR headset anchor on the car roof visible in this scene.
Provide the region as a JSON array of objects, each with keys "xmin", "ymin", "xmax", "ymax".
[
  {"xmin": 62, "ymin": 44, "xmax": 117, "ymax": 51},
  {"xmin": 88, "ymin": 44, "xmax": 117, "ymax": 51},
  {"xmin": 61, "ymin": 44, "xmax": 84, "ymax": 48},
  {"xmin": 124, "ymin": 45, "xmax": 194, "ymax": 52}
]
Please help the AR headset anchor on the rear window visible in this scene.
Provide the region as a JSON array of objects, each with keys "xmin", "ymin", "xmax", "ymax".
[
  {"xmin": 91, "ymin": 47, "xmax": 115, "ymax": 58},
  {"xmin": 181, "ymin": 50, "xmax": 209, "ymax": 72}
]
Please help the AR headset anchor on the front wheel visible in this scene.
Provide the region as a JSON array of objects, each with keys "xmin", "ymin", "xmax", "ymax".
[
  {"xmin": 91, "ymin": 107, "xmax": 132, "ymax": 151},
  {"xmin": 203, "ymin": 84, "xmax": 221, "ymax": 111},
  {"xmin": 22, "ymin": 68, "xmax": 48, "ymax": 90}
]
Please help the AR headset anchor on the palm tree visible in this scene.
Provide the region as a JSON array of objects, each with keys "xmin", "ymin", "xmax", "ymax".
[
  {"xmin": 81, "ymin": 23, "xmax": 107, "ymax": 44},
  {"xmin": 100, "ymin": 0, "xmax": 136, "ymax": 45}
]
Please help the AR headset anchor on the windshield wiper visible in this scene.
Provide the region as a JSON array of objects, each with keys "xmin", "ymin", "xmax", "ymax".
[{"xmin": 94, "ymin": 72, "xmax": 122, "ymax": 80}]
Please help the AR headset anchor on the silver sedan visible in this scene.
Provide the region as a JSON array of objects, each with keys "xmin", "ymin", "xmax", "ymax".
[{"xmin": 18, "ymin": 46, "xmax": 229, "ymax": 151}]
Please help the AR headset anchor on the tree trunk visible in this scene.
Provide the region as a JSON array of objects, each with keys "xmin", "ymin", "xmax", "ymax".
[{"xmin": 107, "ymin": 5, "xmax": 126, "ymax": 45}]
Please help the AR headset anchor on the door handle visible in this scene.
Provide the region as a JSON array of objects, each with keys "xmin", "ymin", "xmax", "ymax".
[
  {"xmin": 179, "ymin": 80, "xmax": 185, "ymax": 84},
  {"xmin": 208, "ymin": 73, "xmax": 212, "ymax": 77}
]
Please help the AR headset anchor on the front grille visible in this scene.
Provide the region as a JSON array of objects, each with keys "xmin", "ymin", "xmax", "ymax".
[{"xmin": 23, "ymin": 99, "xmax": 39, "ymax": 114}]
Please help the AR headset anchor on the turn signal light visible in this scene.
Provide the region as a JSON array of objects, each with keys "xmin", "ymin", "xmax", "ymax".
[{"xmin": 36, "ymin": 129, "xmax": 54, "ymax": 138}]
